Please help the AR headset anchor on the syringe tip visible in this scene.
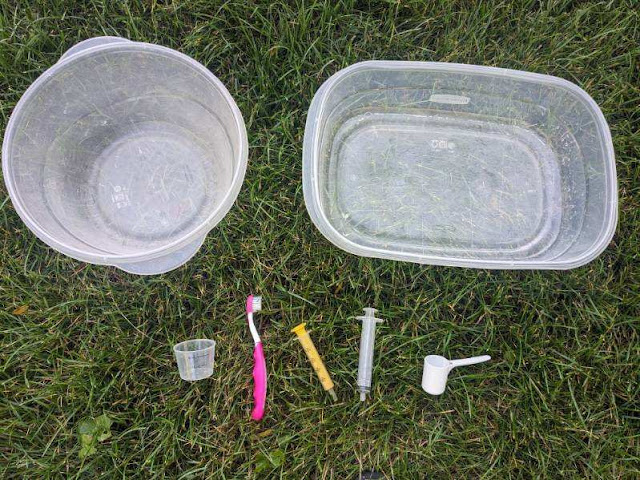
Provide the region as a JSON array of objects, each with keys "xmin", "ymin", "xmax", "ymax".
[
  {"xmin": 328, "ymin": 388, "xmax": 337, "ymax": 402},
  {"xmin": 360, "ymin": 391, "xmax": 367, "ymax": 402}
]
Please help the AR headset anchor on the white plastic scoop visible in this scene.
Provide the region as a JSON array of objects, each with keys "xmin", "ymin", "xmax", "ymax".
[{"xmin": 421, "ymin": 354, "xmax": 491, "ymax": 395}]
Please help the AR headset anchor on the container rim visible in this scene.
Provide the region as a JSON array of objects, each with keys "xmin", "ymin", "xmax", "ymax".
[
  {"xmin": 2, "ymin": 40, "xmax": 249, "ymax": 266},
  {"xmin": 173, "ymin": 338, "xmax": 216, "ymax": 353},
  {"xmin": 302, "ymin": 60, "xmax": 618, "ymax": 270}
]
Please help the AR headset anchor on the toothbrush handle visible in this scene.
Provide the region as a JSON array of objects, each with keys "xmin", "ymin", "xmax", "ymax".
[{"xmin": 251, "ymin": 342, "xmax": 267, "ymax": 421}]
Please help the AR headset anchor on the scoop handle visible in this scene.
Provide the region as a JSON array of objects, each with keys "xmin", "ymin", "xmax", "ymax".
[
  {"xmin": 450, "ymin": 355, "xmax": 491, "ymax": 368},
  {"xmin": 251, "ymin": 343, "xmax": 267, "ymax": 421}
]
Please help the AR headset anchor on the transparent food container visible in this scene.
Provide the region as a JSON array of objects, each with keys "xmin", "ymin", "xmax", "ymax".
[
  {"xmin": 2, "ymin": 37, "xmax": 248, "ymax": 274},
  {"xmin": 303, "ymin": 61, "xmax": 617, "ymax": 269}
]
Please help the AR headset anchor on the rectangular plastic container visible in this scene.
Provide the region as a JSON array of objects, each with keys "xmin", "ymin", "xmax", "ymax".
[{"xmin": 303, "ymin": 61, "xmax": 617, "ymax": 269}]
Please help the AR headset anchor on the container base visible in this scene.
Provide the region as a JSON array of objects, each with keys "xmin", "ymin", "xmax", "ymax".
[
  {"xmin": 327, "ymin": 111, "xmax": 563, "ymax": 260},
  {"xmin": 115, "ymin": 234, "xmax": 206, "ymax": 275}
]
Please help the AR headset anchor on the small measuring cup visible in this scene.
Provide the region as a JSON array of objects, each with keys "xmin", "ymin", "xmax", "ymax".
[{"xmin": 173, "ymin": 339, "xmax": 216, "ymax": 381}]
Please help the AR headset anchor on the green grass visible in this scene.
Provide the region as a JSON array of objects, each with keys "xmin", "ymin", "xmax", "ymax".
[{"xmin": 1, "ymin": 1, "xmax": 638, "ymax": 478}]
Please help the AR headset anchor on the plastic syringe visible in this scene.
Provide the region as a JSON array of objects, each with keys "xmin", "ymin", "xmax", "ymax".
[
  {"xmin": 291, "ymin": 323, "xmax": 337, "ymax": 401},
  {"xmin": 357, "ymin": 308, "xmax": 384, "ymax": 401}
]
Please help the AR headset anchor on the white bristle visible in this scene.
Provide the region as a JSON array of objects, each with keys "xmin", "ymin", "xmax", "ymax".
[{"xmin": 252, "ymin": 296, "xmax": 262, "ymax": 312}]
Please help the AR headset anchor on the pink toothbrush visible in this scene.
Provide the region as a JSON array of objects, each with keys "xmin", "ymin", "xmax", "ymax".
[{"xmin": 246, "ymin": 295, "xmax": 266, "ymax": 421}]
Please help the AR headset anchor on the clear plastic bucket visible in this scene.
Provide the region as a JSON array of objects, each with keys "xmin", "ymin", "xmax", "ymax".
[
  {"xmin": 303, "ymin": 61, "xmax": 617, "ymax": 269},
  {"xmin": 2, "ymin": 37, "xmax": 248, "ymax": 274}
]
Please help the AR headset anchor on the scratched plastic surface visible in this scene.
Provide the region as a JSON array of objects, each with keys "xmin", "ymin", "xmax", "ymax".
[
  {"xmin": 303, "ymin": 61, "xmax": 617, "ymax": 269},
  {"xmin": 2, "ymin": 37, "xmax": 248, "ymax": 274}
]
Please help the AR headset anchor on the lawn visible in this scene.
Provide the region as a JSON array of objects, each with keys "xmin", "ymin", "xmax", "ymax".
[{"xmin": 1, "ymin": 1, "xmax": 638, "ymax": 478}]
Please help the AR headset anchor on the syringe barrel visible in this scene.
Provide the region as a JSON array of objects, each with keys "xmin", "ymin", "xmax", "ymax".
[
  {"xmin": 292, "ymin": 323, "xmax": 335, "ymax": 392},
  {"xmin": 357, "ymin": 309, "xmax": 383, "ymax": 394},
  {"xmin": 299, "ymin": 331, "xmax": 334, "ymax": 391}
]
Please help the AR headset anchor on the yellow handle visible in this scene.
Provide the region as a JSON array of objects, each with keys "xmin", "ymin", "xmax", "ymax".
[{"xmin": 291, "ymin": 323, "xmax": 335, "ymax": 392}]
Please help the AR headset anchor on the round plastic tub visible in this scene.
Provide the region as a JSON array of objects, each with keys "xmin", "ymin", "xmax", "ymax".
[
  {"xmin": 303, "ymin": 61, "xmax": 617, "ymax": 269},
  {"xmin": 2, "ymin": 37, "xmax": 248, "ymax": 274}
]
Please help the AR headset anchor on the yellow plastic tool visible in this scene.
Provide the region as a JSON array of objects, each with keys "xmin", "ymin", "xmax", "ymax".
[{"xmin": 291, "ymin": 323, "xmax": 337, "ymax": 401}]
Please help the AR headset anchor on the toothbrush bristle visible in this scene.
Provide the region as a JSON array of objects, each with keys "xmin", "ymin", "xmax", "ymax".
[{"xmin": 252, "ymin": 296, "xmax": 262, "ymax": 312}]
